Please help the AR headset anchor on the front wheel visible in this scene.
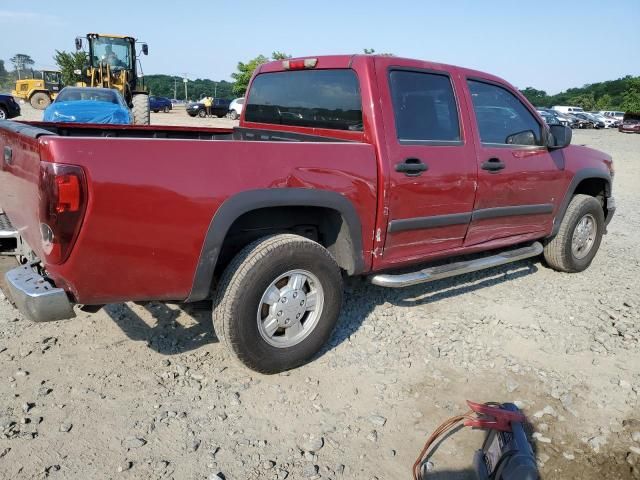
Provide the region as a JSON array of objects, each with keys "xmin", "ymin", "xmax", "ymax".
[
  {"xmin": 198, "ymin": 109, "xmax": 206, "ymax": 118},
  {"xmin": 543, "ymin": 194, "xmax": 605, "ymax": 272},
  {"xmin": 30, "ymin": 92, "xmax": 51, "ymax": 110},
  {"xmin": 229, "ymin": 110, "xmax": 239, "ymax": 120},
  {"xmin": 212, "ymin": 234, "xmax": 343, "ymax": 373},
  {"xmin": 163, "ymin": 106, "xmax": 170, "ymax": 113},
  {"xmin": 0, "ymin": 106, "xmax": 7, "ymax": 120}
]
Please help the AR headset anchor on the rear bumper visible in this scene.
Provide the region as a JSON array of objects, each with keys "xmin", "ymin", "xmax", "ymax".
[{"xmin": 4, "ymin": 263, "xmax": 75, "ymax": 322}]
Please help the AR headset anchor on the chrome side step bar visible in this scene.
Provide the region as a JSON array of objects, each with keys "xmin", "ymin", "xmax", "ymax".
[
  {"xmin": 0, "ymin": 212, "xmax": 18, "ymax": 239},
  {"xmin": 370, "ymin": 242, "xmax": 543, "ymax": 288}
]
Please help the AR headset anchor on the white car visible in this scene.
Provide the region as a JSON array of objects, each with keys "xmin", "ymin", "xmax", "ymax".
[
  {"xmin": 600, "ymin": 111, "xmax": 625, "ymax": 122},
  {"xmin": 228, "ymin": 97, "xmax": 245, "ymax": 120}
]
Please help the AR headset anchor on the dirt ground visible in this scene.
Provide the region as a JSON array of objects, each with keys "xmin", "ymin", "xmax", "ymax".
[
  {"xmin": 12, "ymin": 102, "xmax": 239, "ymax": 129},
  {"xmin": 0, "ymin": 107, "xmax": 639, "ymax": 480}
]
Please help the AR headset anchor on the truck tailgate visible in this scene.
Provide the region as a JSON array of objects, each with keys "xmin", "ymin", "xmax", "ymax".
[{"xmin": 0, "ymin": 121, "xmax": 53, "ymax": 260}]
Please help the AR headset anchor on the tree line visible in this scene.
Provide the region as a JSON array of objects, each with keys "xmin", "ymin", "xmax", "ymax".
[{"xmin": 1, "ymin": 50, "xmax": 639, "ymax": 111}]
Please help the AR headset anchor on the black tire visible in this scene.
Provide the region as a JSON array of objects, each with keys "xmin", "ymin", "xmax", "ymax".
[
  {"xmin": 132, "ymin": 94, "xmax": 150, "ymax": 125},
  {"xmin": 212, "ymin": 234, "xmax": 343, "ymax": 374},
  {"xmin": 0, "ymin": 106, "xmax": 7, "ymax": 120},
  {"xmin": 198, "ymin": 109, "xmax": 206, "ymax": 118},
  {"xmin": 229, "ymin": 110, "xmax": 239, "ymax": 120},
  {"xmin": 153, "ymin": 109, "xmax": 159, "ymax": 113},
  {"xmin": 543, "ymin": 194, "xmax": 604, "ymax": 273},
  {"xmin": 163, "ymin": 106, "xmax": 170, "ymax": 113},
  {"xmin": 30, "ymin": 92, "xmax": 51, "ymax": 110}
]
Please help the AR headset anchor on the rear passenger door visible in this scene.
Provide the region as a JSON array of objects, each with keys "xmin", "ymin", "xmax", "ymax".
[
  {"xmin": 463, "ymin": 78, "xmax": 566, "ymax": 245},
  {"xmin": 376, "ymin": 59, "xmax": 478, "ymax": 266}
]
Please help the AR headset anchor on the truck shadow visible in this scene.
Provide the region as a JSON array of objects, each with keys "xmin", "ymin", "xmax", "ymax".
[
  {"xmin": 104, "ymin": 300, "xmax": 217, "ymax": 355},
  {"xmin": 322, "ymin": 260, "xmax": 539, "ymax": 355},
  {"xmin": 104, "ymin": 260, "xmax": 537, "ymax": 358}
]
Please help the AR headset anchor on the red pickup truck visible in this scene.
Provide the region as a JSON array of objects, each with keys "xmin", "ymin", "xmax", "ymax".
[{"xmin": 0, "ymin": 55, "xmax": 615, "ymax": 373}]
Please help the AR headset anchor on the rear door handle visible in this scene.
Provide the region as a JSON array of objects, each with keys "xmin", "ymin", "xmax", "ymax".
[
  {"xmin": 395, "ymin": 158, "xmax": 428, "ymax": 177},
  {"xmin": 481, "ymin": 158, "xmax": 505, "ymax": 172}
]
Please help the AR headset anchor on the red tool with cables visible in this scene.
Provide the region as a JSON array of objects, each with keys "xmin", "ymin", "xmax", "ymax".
[{"xmin": 413, "ymin": 401, "xmax": 538, "ymax": 480}]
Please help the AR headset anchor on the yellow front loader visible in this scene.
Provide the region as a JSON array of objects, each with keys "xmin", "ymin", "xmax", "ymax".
[
  {"xmin": 74, "ymin": 33, "xmax": 150, "ymax": 125},
  {"xmin": 12, "ymin": 70, "xmax": 62, "ymax": 110}
]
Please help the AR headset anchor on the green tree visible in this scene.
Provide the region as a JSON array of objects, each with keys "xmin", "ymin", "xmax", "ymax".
[
  {"xmin": 231, "ymin": 52, "xmax": 291, "ymax": 96},
  {"xmin": 520, "ymin": 87, "xmax": 549, "ymax": 107},
  {"xmin": 0, "ymin": 60, "xmax": 7, "ymax": 86},
  {"xmin": 620, "ymin": 78, "xmax": 640, "ymax": 112},
  {"xmin": 54, "ymin": 50, "xmax": 86, "ymax": 86},
  {"xmin": 363, "ymin": 48, "xmax": 375, "ymax": 54},
  {"xmin": 595, "ymin": 93, "xmax": 612, "ymax": 110},
  {"xmin": 10, "ymin": 53, "xmax": 35, "ymax": 78}
]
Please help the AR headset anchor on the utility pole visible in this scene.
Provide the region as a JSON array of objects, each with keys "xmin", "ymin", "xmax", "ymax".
[
  {"xmin": 214, "ymin": 81, "xmax": 217, "ymax": 98},
  {"xmin": 182, "ymin": 73, "xmax": 188, "ymax": 101},
  {"xmin": 173, "ymin": 77, "xmax": 177, "ymax": 100}
]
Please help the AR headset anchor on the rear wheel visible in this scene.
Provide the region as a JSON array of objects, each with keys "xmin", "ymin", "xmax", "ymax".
[
  {"xmin": 132, "ymin": 94, "xmax": 150, "ymax": 125},
  {"xmin": 30, "ymin": 92, "xmax": 51, "ymax": 110},
  {"xmin": 543, "ymin": 194, "xmax": 604, "ymax": 272},
  {"xmin": 0, "ymin": 106, "xmax": 7, "ymax": 120},
  {"xmin": 212, "ymin": 234, "xmax": 343, "ymax": 373},
  {"xmin": 163, "ymin": 106, "xmax": 170, "ymax": 113}
]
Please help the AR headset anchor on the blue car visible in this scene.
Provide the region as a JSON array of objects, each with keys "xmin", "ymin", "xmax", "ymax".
[
  {"xmin": 43, "ymin": 87, "xmax": 132, "ymax": 124},
  {"xmin": 149, "ymin": 96, "xmax": 172, "ymax": 113}
]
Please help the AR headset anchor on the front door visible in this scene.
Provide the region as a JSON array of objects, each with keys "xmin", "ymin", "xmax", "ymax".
[
  {"xmin": 463, "ymin": 79, "xmax": 566, "ymax": 245},
  {"xmin": 376, "ymin": 58, "xmax": 478, "ymax": 267}
]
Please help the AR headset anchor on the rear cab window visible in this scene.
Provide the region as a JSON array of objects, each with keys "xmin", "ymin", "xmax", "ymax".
[
  {"xmin": 244, "ymin": 69, "xmax": 363, "ymax": 132},
  {"xmin": 388, "ymin": 69, "xmax": 461, "ymax": 144}
]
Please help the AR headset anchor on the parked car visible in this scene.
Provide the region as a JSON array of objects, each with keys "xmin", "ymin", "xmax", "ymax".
[
  {"xmin": 228, "ymin": 97, "xmax": 245, "ymax": 120},
  {"xmin": 619, "ymin": 112, "xmax": 640, "ymax": 133},
  {"xmin": 0, "ymin": 54, "xmax": 615, "ymax": 373},
  {"xmin": 186, "ymin": 99, "xmax": 232, "ymax": 118},
  {"xmin": 536, "ymin": 109, "xmax": 561, "ymax": 126},
  {"xmin": 601, "ymin": 111, "xmax": 625, "ymax": 122},
  {"xmin": 552, "ymin": 105, "xmax": 584, "ymax": 115},
  {"xmin": 43, "ymin": 87, "xmax": 132, "ymax": 125},
  {"xmin": 573, "ymin": 112, "xmax": 604, "ymax": 129},
  {"xmin": 149, "ymin": 96, "xmax": 172, "ymax": 113},
  {"xmin": 553, "ymin": 111, "xmax": 580, "ymax": 128},
  {"xmin": 589, "ymin": 112, "xmax": 618, "ymax": 128},
  {"xmin": 566, "ymin": 113, "xmax": 593, "ymax": 129},
  {"xmin": 0, "ymin": 94, "xmax": 21, "ymax": 120}
]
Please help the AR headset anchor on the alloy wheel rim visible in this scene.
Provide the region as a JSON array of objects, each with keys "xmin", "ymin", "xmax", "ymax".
[
  {"xmin": 256, "ymin": 269, "xmax": 324, "ymax": 348},
  {"xmin": 571, "ymin": 213, "xmax": 597, "ymax": 259}
]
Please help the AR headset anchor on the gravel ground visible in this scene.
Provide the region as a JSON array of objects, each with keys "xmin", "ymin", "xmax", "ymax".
[{"xmin": 0, "ymin": 114, "xmax": 639, "ymax": 479}]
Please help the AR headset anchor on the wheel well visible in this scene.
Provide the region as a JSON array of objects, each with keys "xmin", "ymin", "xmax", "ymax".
[
  {"xmin": 217, "ymin": 206, "xmax": 357, "ymax": 275},
  {"xmin": 573, "ymin": 177, "xmax": 609, "ymax": 212}
]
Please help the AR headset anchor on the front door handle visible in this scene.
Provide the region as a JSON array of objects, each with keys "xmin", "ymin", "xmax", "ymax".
[
  {"xmin": 396, "ymin": 158, "xmax": 428, "ymax": 177},
  {"xmin": 481, "ymin": 158, "xmax": 505, "ymax": 172}
]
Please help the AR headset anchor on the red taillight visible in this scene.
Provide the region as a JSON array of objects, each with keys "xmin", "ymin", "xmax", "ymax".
[
  {"xmin": 282, "ymin": 58, "xmax": 318, "ymax": 70},
  {"xmin": 39, "ymin": 162, "xmax": 87, "ymax": 264}
]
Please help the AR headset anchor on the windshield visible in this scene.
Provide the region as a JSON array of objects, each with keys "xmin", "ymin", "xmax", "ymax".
[
  {"xmin": 90, "ymin": 37, "xmax": 133, "ymax": 70},
  {"xmin": 56, "ymin": 88, "xmax": 122, "ymax": 105}
]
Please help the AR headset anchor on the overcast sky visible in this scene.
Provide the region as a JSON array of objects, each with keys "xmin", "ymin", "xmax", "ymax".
[{"xmin": 1, "ymin": 0, "xmax": 638, "ymax": 94}]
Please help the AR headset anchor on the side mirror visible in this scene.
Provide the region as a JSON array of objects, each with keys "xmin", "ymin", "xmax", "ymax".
[
  {"xmin": 75, "ymin": 38, "xmax": 82, "ymax": 51},
  {"xmin": 142, "ymin": 44, "xmax": 148, "ymax": 55},
  {"xmin": 505, "ymin": 130, "xmax": 537, "ymax": 146},
  {"xmin": 548, "ymin": 125, "xmax": 572, "ymax": 149}
]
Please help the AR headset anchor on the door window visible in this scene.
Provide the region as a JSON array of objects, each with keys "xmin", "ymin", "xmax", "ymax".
[
  {"xmin": 389, "ymin": 70, "xmax": 461, "ymax": 143},
  {"xmin": 467, "ymin": 80, "xmax": 542, "ymax": 146}
]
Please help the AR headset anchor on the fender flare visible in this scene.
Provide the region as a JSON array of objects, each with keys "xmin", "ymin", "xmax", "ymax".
[
  {"xmin": 186, "ymin": 188, "xmax": 365, "ymax": 302},
  {"xmin": 551, "ymin": 168, "xmax": 611, "ymax": 237}
]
